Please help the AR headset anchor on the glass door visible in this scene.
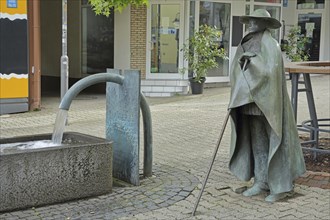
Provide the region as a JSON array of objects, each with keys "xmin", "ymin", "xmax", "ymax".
[{"xmin": 146, "ymin": 1, "xmax": 184, "ymax": 79}]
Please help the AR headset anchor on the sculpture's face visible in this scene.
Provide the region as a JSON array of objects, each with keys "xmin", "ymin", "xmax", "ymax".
[{"xmin": 248, "ymin": 18, "xmax": 267, "ymax": 33}]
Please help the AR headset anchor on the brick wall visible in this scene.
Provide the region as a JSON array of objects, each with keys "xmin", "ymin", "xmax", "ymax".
[{"xmin": 130, "ymin": 6, "xmax": 147, "ymax": 79}]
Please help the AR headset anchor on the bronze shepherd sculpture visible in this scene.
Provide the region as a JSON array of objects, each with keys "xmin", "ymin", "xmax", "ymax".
[{"xmin": 228, "ymin": 9, "xmax": 306, "ymax": 202}]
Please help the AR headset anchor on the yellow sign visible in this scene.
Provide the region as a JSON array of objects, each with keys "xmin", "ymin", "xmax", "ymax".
[
  {"xmin": 0, "ymin": 0, "xmax": 28, "ymax": 99},
  {"xmin": 0, "ymin": 74, "xmax": 28, "ymax": 98},
  {"xmin": 0, "ymin": 0, "xmax": 27, "ymax": 15}
]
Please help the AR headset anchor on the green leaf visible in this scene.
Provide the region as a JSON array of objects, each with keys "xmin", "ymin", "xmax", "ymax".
[
  {"xmin": 89, "ymin": 0, "xmax": 148, "ymax": 16},
  {"xmin": 283, "ymin": 26, "xmax": 310, "ymax": 62}
]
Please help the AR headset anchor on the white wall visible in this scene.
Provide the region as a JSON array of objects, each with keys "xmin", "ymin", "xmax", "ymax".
[{"xmin": 114, "ymin": 6, "xmax": 131, "ymax": 70}]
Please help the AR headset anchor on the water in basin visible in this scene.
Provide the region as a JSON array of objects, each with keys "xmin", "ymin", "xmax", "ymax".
[{"xmin": 0, "ymin": 140, "xmax": 59, "ymax": 153}]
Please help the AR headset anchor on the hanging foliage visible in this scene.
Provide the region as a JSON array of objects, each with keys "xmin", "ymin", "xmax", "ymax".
[
  {"xmin": 282, "ymin": 26, "xmax": 310, "ymax": 62},
  {"xmin": 89, "ymin": 0, "xmax": 148, "ymax": 16}
]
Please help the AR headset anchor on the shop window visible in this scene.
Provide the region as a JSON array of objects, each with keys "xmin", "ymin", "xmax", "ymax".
[
  {"xmin": 187, "ymin": 1, "xmax": 196, "ymax": 78},
  {"xmin": 254, "ymin": 0, "xmax": 281, "ymax": 3},
  {"xmin": 246, "ymin": 0, "xmax": 281, "ymax": 2},
  {"xmin": 189, "ymin": 1, "xmax": 195, "ymax": 37},
  {"xmin": 246, "ymin": 5, "xmax": 250, "ymax": 16},
  {"xmin": 198, "ymin": 1, "xmax": 231, "ymax": 77},
  {"xmin": 297, "ymin": 0, "xmax": 325, "ymax": 9},
  {"xmin": 81, "ymin": 1, "xmax": 114, "ymax": 74}
]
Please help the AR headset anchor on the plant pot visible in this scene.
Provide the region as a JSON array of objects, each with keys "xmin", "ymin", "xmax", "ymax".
[{"xmin": 189, "ymin": 77, "xmax": 205, "ymax": 94}]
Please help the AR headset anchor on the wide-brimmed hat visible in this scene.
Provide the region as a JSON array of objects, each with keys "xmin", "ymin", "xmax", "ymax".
[{"xmin": 239, "ymin": 9, "xmax": 281, "ymax": 29}]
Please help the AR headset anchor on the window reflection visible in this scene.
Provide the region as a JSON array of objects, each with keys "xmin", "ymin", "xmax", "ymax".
[
  {"xmin": 297, "ymin": 0, "xmax": 325, "ymax": 9},
  {"xmin": 150, "ymin": 4, "xmax": 180, "ymax": 74},
  {"xmin": 188, "ymin": 1, "xmax": 196, "ymax": 78},
  {"xmin": 199, "ymin": 2, "xmax": 230, "ymax": 77},
  {"xmin": 254, "ymin": 0, "xmax": 281, "ymax": 3},
  {"xmin": 81, "ymin": 3, "xmax": 114, "ymax": 74}
]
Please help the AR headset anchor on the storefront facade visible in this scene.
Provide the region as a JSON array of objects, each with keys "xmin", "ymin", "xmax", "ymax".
[
  {"xmin": 0, "ymin": 0, "xmax": 329, "ymax": 114},
  {"xmin": 140, "ymin": 0, "xmax": 283, "ymax": 96},
  {"xmin": 131, "ymin": 0, "xmax": 329, "ymax": 97}
]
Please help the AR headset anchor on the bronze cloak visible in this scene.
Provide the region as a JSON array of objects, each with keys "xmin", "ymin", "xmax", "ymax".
[{"xmin": 228, "ymin": 30, "xmax": 306, "ymax": 194}]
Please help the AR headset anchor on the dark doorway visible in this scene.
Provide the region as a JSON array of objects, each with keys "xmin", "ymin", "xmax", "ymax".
[
  {"xmin": 298, "ymin": 13, "xmax": 322, "ymax": 61},
  {"xmin": 81, "ymin": 0, "xmax": 114, "ymax": 74}
]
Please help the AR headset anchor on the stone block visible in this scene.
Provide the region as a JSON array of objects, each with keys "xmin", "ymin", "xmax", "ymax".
[{"xmin": 0, "ymin": 132, "xmax": 112, "ymax": 212}]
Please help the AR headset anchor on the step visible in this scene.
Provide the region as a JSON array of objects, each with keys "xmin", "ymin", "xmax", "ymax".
[{"xmin": 141, "ymin": 79, "xmax": 189, "ymax": 97}]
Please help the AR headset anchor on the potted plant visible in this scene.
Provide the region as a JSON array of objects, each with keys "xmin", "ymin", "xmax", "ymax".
[{"xmin": 181, "ymin": 24, "xmax": 228, "ymax": 94}]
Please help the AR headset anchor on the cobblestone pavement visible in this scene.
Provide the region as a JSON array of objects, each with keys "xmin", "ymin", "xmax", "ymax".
[{"xmin": 0, "ymin": 75, "xmax": 329, "ymax": 219}]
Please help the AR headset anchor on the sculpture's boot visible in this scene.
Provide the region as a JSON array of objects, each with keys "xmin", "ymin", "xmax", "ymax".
[
  {"xmin": 243, "ymin": 182, "xmax": 269, "ymax": 196},
  {"xmin": 265, "ymin": 190, "xmax": 294, "ymax": 202}
]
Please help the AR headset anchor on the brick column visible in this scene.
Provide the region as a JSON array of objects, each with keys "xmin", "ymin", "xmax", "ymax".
[{"xmin": 130, "ymin": 6, "xmax": 147, "ymax": 79}]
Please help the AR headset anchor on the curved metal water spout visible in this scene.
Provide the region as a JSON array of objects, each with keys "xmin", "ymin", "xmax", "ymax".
[
  {"xmin": 59, "ymin": 72, "xmax": 124, "ymax": 110},
  {"xmin": 58, "ymin": 71, "xmax": 153, "ymax": 178}
]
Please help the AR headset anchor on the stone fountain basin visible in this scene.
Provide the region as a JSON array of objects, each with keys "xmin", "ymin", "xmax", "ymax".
[{"xmin": 0, "ymin": 132, "xmax": 112, "ymax": 212}]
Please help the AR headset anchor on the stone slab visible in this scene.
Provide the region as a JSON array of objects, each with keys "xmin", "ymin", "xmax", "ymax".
[{"xmin": 106, "ymin": 69, "xmax": 140, "ymax": 186}]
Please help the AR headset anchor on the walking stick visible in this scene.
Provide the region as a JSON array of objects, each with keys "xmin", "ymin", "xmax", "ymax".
[
  {"xmin": 191, "ymin": 59, "xmax": 249, "ymax": 216},
  {"xmin": 191, "ymin": 109, "xmax": 231, "ymax": 216}
]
